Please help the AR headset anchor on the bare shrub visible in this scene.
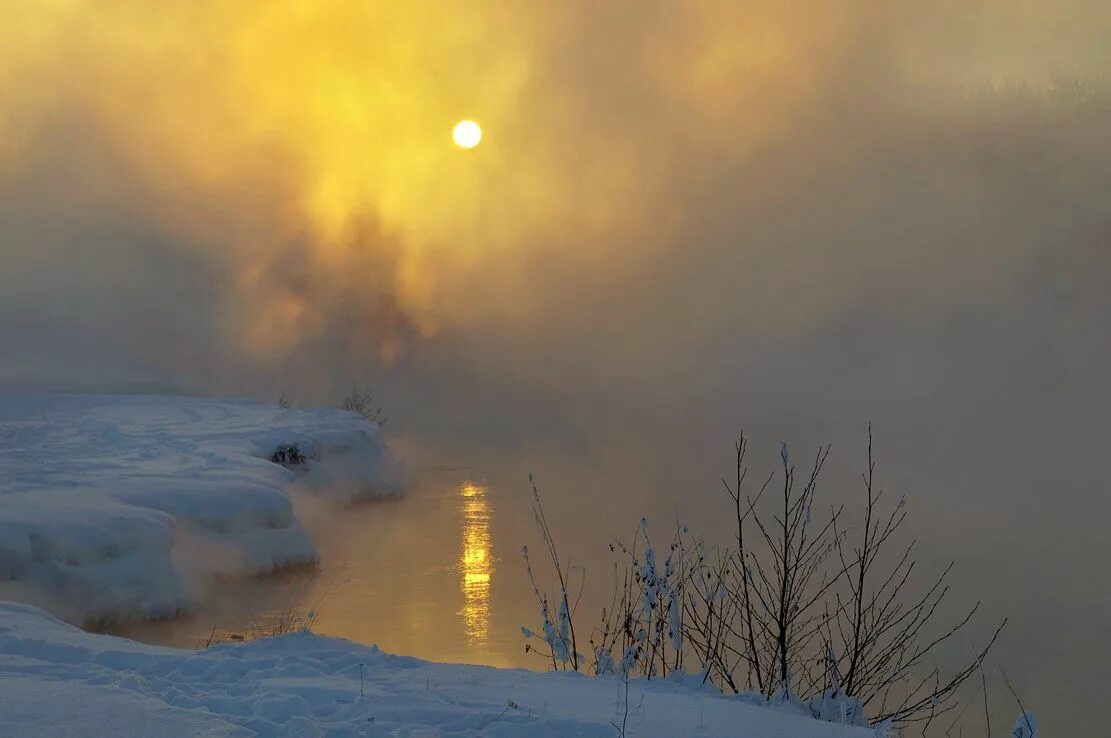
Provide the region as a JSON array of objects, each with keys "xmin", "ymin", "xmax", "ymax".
[
  {"xmin": 680, "ymin": 438, "xmax": 847, "ymax": 701},
  {"xmin": 202, "ymin": 569, "xmax": 336, "ymax": 646},
  {"xmin": 685, "ymin": 431, "xmax": 1004, "ymax": 726},
  {"xmin": 522, "ymin": 429, "xmax": 1005, "ymax": 732},
  {"xmin": 824, "ymin": 427, "xmax": 1006, "ymax": 725},
  {"xmin": 521, "ymin": 476, "xmax": 584, "ymax": 671},
  {"xmin": 340, "ymin": 385, "xmax": 386, "ymax": 425}
]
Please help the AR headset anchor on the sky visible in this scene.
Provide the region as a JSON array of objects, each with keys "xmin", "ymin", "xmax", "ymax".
[{"xmin": 1, "ymin": 1, "xmax": 1110, "ymax": 730}]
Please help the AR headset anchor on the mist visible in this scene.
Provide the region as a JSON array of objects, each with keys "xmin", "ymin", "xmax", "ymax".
[{"xmin": 2, "ymin": 1, "xmax": 1109, "ymax": 731}]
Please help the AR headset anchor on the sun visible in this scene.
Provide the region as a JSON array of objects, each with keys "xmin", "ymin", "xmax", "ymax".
[{"xmin": 452, "ymin": 120, "xmax": 482, "ymax": 149}]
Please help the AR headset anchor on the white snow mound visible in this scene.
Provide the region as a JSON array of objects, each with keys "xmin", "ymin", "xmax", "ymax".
[
  {"xmin": 0, "ymin": 394, "xmax": 405, "ymax": 623},
  {"xmin": 0, "ymin": 601, "xmax": 875, "ymax": 737}
]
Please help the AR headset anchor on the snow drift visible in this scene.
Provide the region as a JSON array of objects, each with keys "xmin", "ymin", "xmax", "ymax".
[
  {"xmin": 0, "ymin": 601, "xmax": 876, "ymax": 737},
  {"xmin": 0, "ymin": 394, "xmax": 405, "ymax": 624}
]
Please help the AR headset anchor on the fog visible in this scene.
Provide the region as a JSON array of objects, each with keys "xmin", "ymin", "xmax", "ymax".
[{"xmin": 2, "ymin": 1, "xmax": 1109, "ymax": 732}]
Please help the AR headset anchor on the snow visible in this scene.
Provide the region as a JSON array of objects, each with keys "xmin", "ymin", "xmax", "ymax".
[
  {"xmin": 1012, "ymin": 711, "xmax": 1037, "ymax": 738},
  {"xmin": 0, "ymin": 393, "xmax": 881, "ymax": 734},
  {"xmin": 0, "ymin": 601, "xmax": 877, "ymax": 737},
  {"xmin": 0, "ymin": 394, "xmax": 405, "ymax": 624}
]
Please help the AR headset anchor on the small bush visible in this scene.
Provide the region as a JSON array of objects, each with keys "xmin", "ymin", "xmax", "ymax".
[
  {"xmin": 270, "ymin": 443, "xmax": 310, "ymax": 467},
  {"xmin": 201, "ymin": 569, "xmax": 334, "ymax": 647},
  {"xmin": 340, "ymin": 386, "xmax": 386, "ymax": 425},
  {"xmin": 521, "ymin": 429, "xmax": 1006, "ymax": 732}
]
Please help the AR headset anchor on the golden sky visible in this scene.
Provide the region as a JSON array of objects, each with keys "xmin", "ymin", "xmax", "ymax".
[
  {"xmin": 1, "ymin": 13, "xmax": 1109, "ymax": 728},
  {"xmin": 0, "ymin": 1, "xmax": 1107, "ymax": 381}
]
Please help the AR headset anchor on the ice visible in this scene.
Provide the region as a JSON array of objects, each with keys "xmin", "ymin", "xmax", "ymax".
[{"xmin": 0, "ymin": 393, "xmax": 405, "ymax": 623}]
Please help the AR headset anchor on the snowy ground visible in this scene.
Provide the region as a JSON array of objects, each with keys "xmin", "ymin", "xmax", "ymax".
[
  {"xmin": 0, "ymin": 394, "xmax": 880, "ymax": 736},
  {"xmin": 0, "ymin": 601, "xmax": 876, "ymax": 737},
  {"xmin": 0, "ymin": 394, "xmax": 404, "ymax": 624}
]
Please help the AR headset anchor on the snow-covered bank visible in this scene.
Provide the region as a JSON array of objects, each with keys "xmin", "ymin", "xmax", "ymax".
[
  {"xmin": 0, "ymin": 601, "xmax": 876, "ymax": 737},
  {"xmin": 0, "ymin": 394, "xmax": 404, "ymax": 624}
]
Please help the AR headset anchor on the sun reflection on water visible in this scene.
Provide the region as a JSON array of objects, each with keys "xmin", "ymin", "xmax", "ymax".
[{"xmin": 459, "ymin": 482, "xmax": 493, "ymax": 647}]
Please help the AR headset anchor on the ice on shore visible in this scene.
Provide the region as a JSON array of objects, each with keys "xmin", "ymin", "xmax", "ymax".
[{"xmin": 0, "ymin": 393, "xmax": 405, "ymax": 624}]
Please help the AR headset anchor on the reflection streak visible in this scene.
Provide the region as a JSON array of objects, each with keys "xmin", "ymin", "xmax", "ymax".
[{"xmin": 459, "ymin": 482, "xmax": 492, "ymax": 648}]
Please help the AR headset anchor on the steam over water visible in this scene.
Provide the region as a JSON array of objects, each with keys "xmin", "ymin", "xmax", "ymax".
[{"xmin": 4, "ymin": 1, "xmax": 1110, "ymax": 734}]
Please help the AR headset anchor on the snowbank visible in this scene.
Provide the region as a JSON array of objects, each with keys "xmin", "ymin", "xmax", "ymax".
[
  {"xmin": 0, "ymin": 394, "xmax": 405, "ymax": 623},
  {"xmin": 0, "ymin": 601, "xmax": 876, "ymax": 737}
]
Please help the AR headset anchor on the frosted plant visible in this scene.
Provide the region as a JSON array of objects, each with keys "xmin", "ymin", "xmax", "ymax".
[
  {"xmin": 667, "ymin": 587, "xmax": 683, "ymax": 654},
  {"xmin": 871, "ymin": 719, "xmax": 893, "ymax": 737},
  {"xmin": 589, "ymin": 517, "xmax": 692, "ymax": 679},
  {"xmin": 594, "ymin": 645, "xmax": 616, "ymax": 675},
  {"xmin": 534, "ymin": 587, "xmax": 572, "ymax": 666},
  {"xmin": 1011, "ymin": 711, "xmax": 1037, "ymax": 738},
  {"xmin": 555, "ymin": 589, "xmax": 573, "ymax": 664},
  {"xmin": 810, "ymin": 691, "xmax": 867, "ymax": 726},
  {"xmin": 619, "ymin": 645, "xmax": 639, "ymax": 676},
  {"xmin": 521, "ymin": 481, "xmax": 585, "ymax": 671},
  {"xmin": 640, "ymin": 545, "xmax": 658, "ymax": 619}
]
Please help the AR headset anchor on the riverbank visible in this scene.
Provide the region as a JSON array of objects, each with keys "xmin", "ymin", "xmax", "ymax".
[
  {"xmin": 0, "ymin": 393, "xmax": 404, "ymax": 624},
  {"xmin": 0, "ymin": 600, "xmax": 875, "ymax": 737}
]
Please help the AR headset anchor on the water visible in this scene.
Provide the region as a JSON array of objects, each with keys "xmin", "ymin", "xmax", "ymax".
[
  {"xmin": 302, "ymin": 472, "xmax": 526, "ymax": 668},
  {"xmin": 117, "ymin": 465, "xmax": 546, "ymax": 669},
  {"xmin": 117, "ymin": 437, "xmax": 692, "ymax": 670},
  {"xmin": 112, "ymin": 438, "xmax": 1094, "ymax": 735}
]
